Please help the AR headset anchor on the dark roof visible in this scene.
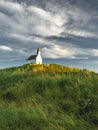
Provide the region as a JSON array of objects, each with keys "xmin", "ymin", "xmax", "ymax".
[
  {"xmin": 37, "ymin": 48, "xmax": 40, "ymax": 54},
  {"xmin": 27, "ymin": 55, "xmax": 37, "ymax": 60}
]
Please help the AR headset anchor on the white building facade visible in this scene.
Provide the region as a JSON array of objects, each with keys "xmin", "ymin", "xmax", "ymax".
[{"xmin": 36, "ymin": 49, "xmax": 42, "ymax": 64}]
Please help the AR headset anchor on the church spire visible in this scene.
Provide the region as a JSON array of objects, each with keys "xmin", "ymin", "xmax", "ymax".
[{"xmin": 37, "ymin": 48, "xmax": 40, "ymax": 55}]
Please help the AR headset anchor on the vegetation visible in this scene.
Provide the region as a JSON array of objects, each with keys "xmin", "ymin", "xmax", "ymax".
[{"xmin": 0, "ymin": 64, "xmax": 98, "ymax": 130}]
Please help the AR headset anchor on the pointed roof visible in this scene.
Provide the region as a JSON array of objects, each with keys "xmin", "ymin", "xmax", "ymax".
[
  {"xmin": 37, "ymin": 48, "xmax": 40, "ymax": 55},
  {"xmin": 27, "ymin": 55, "xmax": 37, "ymax": 60}
]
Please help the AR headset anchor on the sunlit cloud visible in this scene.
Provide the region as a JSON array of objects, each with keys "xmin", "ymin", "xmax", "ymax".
[{"xmin": 0, "ymin": 45, "xmax": 12, "ymax": 51}]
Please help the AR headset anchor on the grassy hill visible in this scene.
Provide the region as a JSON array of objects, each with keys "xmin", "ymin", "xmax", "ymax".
[{"xmin": 0, "ymin": 64, "xmax": 98, "ymax": 130}]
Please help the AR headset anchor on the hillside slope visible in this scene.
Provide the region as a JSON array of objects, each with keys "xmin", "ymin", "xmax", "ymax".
[{"xmin": 0, "ymin": 64, "xmax": 98, "ymax": 130}]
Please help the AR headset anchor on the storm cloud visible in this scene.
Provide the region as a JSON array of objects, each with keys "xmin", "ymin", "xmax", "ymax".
[{"xmin": 0, "ymin": 0, "xmax": 98, "ymax": 65}]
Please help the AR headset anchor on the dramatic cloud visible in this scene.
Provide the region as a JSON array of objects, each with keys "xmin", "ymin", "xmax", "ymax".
[{"xmin": 0, "ymin": 0, "xmax": 98, "ymax": 70}]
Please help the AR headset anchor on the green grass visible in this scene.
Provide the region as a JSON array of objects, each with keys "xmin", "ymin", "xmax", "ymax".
[{"xmin": 0, "ymin": 64, "xmax": 98, "ymax": 130}]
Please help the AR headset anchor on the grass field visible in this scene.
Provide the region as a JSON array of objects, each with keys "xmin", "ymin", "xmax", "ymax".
[{"xmin": 0, "ymin": 64, "xmax": 98, "ymax": 130}]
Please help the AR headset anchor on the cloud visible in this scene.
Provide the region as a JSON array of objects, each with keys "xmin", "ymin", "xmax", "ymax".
[
  {"xmin": 91, "ymin": 49, "xmax": 98, "ymax": 56},
  {"xmin": 28, "ymin": 5, "xmax": 65, "ymax": 26},
  {"xmin": 0, "ymin": 45, "xmax": 12, "ymax": 51},
  {"xmin": 0, "ymin": 0, "xmax": 24, "ymax": 15},
  {"xmin": 0, "ymin": 0, "xmax": 65, "ymax": 37},
  {"xmin": 26, "ymin": 5, "xmax": 65, "ymax": 36},
  {"xmin": 42, "ymin": 46, "xmax": 89, "ymax": 59},
  {"xmin": 0, "ymin": 0, "xmax": 98, "ymax": 62},
  {"xmin": 42, "ymin": 45, "xmax": 75, "ymax": 59}
]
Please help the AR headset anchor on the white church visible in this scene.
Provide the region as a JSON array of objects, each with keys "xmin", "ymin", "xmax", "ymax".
[{"xmin": 27, "ymin": 48, "xmax": 42, "ymax": 64}]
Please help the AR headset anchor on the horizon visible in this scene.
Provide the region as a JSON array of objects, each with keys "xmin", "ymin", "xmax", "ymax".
[{"xmin": 0, "ymin": 57, "xmax": 98, "ymax": 73}]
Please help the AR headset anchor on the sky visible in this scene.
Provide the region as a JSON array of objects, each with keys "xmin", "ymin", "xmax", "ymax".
[{"xmin": 0, "ymin": 0, "xmax": 98, "ymax": 71}]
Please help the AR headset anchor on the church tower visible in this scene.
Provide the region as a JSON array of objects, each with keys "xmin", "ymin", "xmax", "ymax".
[{"xmin": 36, "ymin": 48, "xmax": 42, "ymax": 64}]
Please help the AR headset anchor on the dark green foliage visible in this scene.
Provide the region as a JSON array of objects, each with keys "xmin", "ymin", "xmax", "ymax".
[{"xmin": 0, "ymin": 64, "xmax": 98, "ymax": 130}]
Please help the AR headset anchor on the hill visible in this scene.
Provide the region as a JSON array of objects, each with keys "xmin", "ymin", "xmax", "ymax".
[{"xmin": 0, "ymin": 64, "xmax": 98, "ymax": 130}]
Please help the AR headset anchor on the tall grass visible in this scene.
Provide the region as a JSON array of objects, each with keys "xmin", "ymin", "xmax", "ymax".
[{"xmin": 0, "ymin": 64, "xmax": 98, "ymax": 130}]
